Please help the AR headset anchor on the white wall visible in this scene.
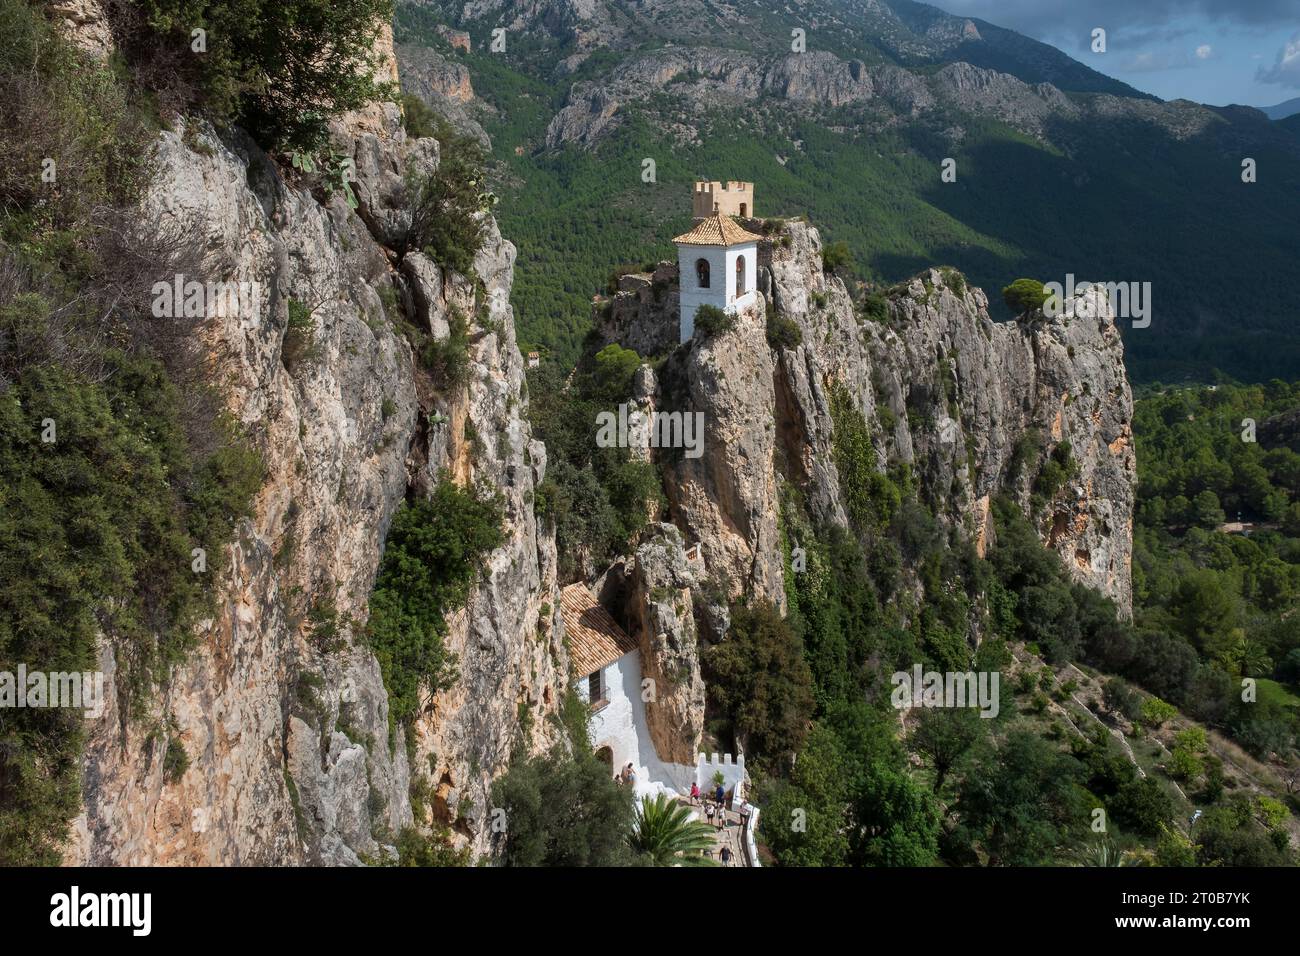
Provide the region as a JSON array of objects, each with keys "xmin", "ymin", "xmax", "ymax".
[
  {"xmin": 576, "ymin": 653, "xmax": 749, "ymax": 803},
  {"xmin": 676, "ymin": 242, "xmax": 758, "ymax": 343},
  {"xmin": 697, "ymin": 752, "xmax": 746, "ymax": 801},
  {"xmin": 576, "ymin": 650, "xmax": 695, "ymax": 798}
]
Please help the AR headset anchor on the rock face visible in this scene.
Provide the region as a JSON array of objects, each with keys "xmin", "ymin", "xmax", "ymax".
[
  {"xmin": 68, "ymin": 52, "xmax": 565, "ymax": 862},
  {"xmin": 658, "ymin": 299, "xmax": 788, "ymax": 607},
  {"xmin": 48, "ymin": 0, "xmax": 113, "ymax": 57},
  {"xmin": 594, "ymin": 263, "xmax": 680, "ymax": 359},
  {"xmin": 396, "ymin": 43, "xmax": 493, "ymax": 149},
  {"xmin": 625, "ymin": 525, "xmax": 705, "ymax": 764},
  {"xmin": 534, "ymin": 41, "xmax": 1252, "ymax": 153},
  {"xmin": 612, "ymin": 220, "xmax": 1134, "ymax": 614}
]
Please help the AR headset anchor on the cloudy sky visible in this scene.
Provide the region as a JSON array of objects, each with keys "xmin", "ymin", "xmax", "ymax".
[{"xmin": 934, "ymin": 0, "xmax": 1300, "ymax": 107}]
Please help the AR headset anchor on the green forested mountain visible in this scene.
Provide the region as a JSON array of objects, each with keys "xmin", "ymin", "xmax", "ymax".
[{"xmin": 395, "ymin": 0, "xmax": 1300, "ymax": 382}]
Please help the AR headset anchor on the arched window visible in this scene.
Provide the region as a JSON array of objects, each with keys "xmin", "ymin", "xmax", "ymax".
[
  {"xmin": 696, "ymin": 258, "xmax": 710, "ymax": 289},
  {"xmin": 735, "ymin": 255, "xmax": 747, "ymax": 295},
  {"xmin": 739, "ymin": 202, "xmax": 748, "ymax": 217}
]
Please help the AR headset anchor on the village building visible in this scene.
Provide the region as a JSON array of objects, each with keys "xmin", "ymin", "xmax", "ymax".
[{"xmin": 561, "ymin": 583, "xmax": 746, "ymax": 806}]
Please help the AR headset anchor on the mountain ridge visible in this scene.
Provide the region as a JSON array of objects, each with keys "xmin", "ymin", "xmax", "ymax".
[{"xmin": 396, "ymin": 0, "xmax": 1300, "ymax": 382}]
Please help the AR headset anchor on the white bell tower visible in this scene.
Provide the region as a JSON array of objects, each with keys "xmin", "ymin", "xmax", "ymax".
[{"xmin": 673, "ymin": 210, "xmax": 761, "ymax": 343}]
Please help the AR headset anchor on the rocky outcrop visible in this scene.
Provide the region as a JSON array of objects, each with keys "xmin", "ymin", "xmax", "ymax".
[
  {"xmin": 626, "ymin": 220, "xmax": 1134, "ymax": 615},
  {"xmin": 69, "ymin": 58, "xmax": 565, "ymax": 862},
  {"xmin": 48, "ymin": 0, "xmax": 113, "ymax": 57},
  {"xmin": 656, "ymin": 300, "xmax": 788, "ymax": 607},
  {"xmin": 625, "ymin": 525, "xmax": 705, "ymax": 764},
  {"xmin": 396, "ymin": 43, "xmax": 493, "ymax": 150},
  {"xmin": 593, "ymin": 264, "xmax": 680, "ymax": 359}
]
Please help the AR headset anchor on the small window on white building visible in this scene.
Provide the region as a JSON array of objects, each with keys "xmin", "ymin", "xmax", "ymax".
[{"xmin": 588, "ymin": 670, "xmax": 604, "ymax": 705}]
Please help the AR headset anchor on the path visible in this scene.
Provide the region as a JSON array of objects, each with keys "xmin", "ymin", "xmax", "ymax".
[{"xmin": 679, "ymin": 797, "xmax": 747, "ymax": 866}]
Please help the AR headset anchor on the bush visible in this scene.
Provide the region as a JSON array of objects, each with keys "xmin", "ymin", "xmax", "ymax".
[
  {"xmin": 490, "ymin": 696, "xmax": 636, "ymax": 866},
  {"xmin": 1102, "ymin": 678, "xmax": 1142, "ymax": 721},
  {"xmin": 693, "ymin": 304, "xmax": 734, "ymax": 339},
  {"xmin": 0, "ymin": 0, "xmax": 153, "ymax": 230},
  {"xmin": 404, "ymin": 119, "xmax": 492, "ymax": 275},
  {"xmin": 1140, "ymin": 696, "xmax": 1178, "ymax": 727},
  {"xmin": 861, "ymin": 292, "xmax": 889, "ymax": 324},
  {"xmin": 419, "ymin": 306, "xmax": 472, "ymax": 389},
  {"xmin": 1034, "ymin": 441, "xmax": 1078, "ymax": 498},
  {"xmin": 131, "ymin": 0, "xmax": 395, "ymax": 150},
  {"xmin": 1166, "ymin": 746, "xmax": 1203, "ymax": 782},
  {"xmin": 765, "ymin": 311, "xmax": 802, "ymax": 350},
  {"xmin": 821, "ymin": 240, "xmax": 854, "ymax": 275},
  {"xmin": 401, "ymin": 93, "xmax": 438, "ymax": 139},
  {"xmin": 1111, "ymin": 776, "xmax": 1175, "ymax": 835},
  {"xmin": 1002, "ymin": 278, "xmax": 1049, "ymax": 316},
  {"xmin": 830, "ymin": 383, "xmax": 900, "ymax": 533},
  {"xmin": 163, "ymin": 738, "xmax": 190, "ymax": 784},
  {"xmin": 1007, "ymin": 429, "xmax": 1042, "ymax": 482},
  {"xmin": 702, "ymin": 600, "xmax": 816, "ymax": 763},
  {"xmin": 366, "ymin": 479, "xmax": 505, "ymax": 729},
  {"xmin": 0, "ymin": 353, "xmax": 259, "ymax": 862},
  {"xmin": 0, "ymin": 0, "xmax": 263, "ymax": 866},
  {"xmin": 385, "ymin": 825, "xmax": 471, "ymax": 867}
]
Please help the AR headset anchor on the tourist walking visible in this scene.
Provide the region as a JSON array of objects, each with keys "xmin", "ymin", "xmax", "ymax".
[
  {"xmin": 690, "ymin": 781, "xmax": 699, "ymax": 804},
  {"xmin": 720, "ymin": 845, "xmax": 732, "ymax": 866}
]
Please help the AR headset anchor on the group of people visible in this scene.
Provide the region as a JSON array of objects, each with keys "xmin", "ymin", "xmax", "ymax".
[
  {"xmin": 612, "ymin": 765, "xmax": 750, "ymax": 864},
  {"xmin": 690, "ymin": 780, "xmax": 731, "ymax": 830}
]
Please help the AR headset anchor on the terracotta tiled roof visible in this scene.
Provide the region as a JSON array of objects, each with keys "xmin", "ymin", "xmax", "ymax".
[
  {"xmin": 561, "ymin": 584, "xmax": 638, "ymax": 677},
  {"xmin": 672, "ymin": 214, "xmax": 762, "ymax": 247}
]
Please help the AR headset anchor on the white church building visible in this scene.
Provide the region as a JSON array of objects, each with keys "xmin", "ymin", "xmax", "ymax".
[
  {"xmin": 673, "ymin": 187, "xmax": 763, "ymax": 344},
  {"xmin": 561, "ymin": 584, "xmax": 745, "ymax": 803}
]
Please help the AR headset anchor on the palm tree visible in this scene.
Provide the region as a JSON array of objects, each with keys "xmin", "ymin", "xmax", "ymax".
[{"xmin": 627, "ymin": 794, "xmax": 719, "ymax": 866}]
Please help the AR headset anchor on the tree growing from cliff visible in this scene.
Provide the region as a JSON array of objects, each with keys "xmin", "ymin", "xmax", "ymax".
[
  {"xmin": 367, "ymin": 479, "xmax": 505, "ymax": 729},
  {"xmin": 1002, "ymin": 278, "xmax": 1049, "ymax": 317},
  {"xmin": 829, "ymin": 382, "xmax": 901, "ymax": 533},
  {"xmin": 821, "ymin": 240, "xmax": 855, "ymax": 277},
  {"xmin": 131, "ymin": 0, "xmax": 395, "ymax": 150},
  {"xmin": 404, "ymin": 118, "xmax": 492, "ymax": 275},
  {"xmin": 692, "ymin": 304, "xmax": 735, "ymax": 339}
]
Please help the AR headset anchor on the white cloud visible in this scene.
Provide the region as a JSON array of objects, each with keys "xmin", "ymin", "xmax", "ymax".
[
  {"xmin": 1257, "ymin": 31, "xmax": 1300, "ymax": 87},
  {"xmin": 1195, "ymin": 44, "xmax": 1213, "ymax": 59}
]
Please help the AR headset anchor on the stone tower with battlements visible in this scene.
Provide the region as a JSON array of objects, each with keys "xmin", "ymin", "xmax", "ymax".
[{"xmin": 692, "ymin": 181, "xmax": 754, "ymax": 219}]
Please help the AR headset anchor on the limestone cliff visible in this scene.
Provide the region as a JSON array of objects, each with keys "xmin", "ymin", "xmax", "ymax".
[
  {"xmin": 599, "ymin": 219, "xmax": 1135, "ymax": 617},
  {"xmin": 625, "ymin": 525, "xmax": 706, "ymax": 764},
  {"xmin": 67, "ymin": 34, "xmax": 565, "ymax": 865}
]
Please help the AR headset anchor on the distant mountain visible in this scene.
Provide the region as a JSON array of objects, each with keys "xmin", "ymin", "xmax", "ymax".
[
  {"xmin": 885, "ymin": 0, "xmax": 1155, "ymax": 98},
  {"xmin": 396, "ymin": 0, "xmax": 1300, "ymax": 382},
  {"xmin": 1262, "ymin": 96, "xmax": 1300, "ymax": 120}
]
